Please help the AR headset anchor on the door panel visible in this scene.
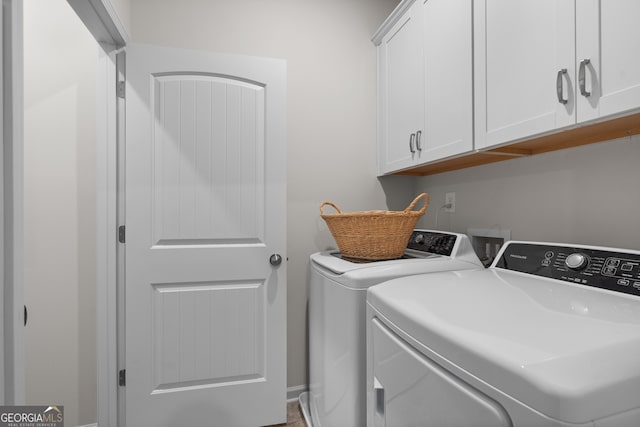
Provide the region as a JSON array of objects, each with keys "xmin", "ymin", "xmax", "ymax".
[
  {"xmin": 151, "ymin": 75, "xmax": 265, "ymax": 244},
  {"xmin": 125, "ymin": 44, "xmax": 286, "ymax": 427},
  {"xmin": 151, "ymin": 281, "xmax": 265, "ymax": 390}
]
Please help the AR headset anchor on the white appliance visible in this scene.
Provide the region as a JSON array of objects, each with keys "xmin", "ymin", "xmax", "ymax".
[
  {"xmin": 299, "ymin": 230, "xmax": 483, "ymax": 427},
  {"xmin": 367, "ymin": 241, "xmax": 640, "ymax": 427}
]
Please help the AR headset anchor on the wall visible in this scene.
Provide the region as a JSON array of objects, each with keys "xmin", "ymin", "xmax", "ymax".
[
  {"xmin": 129, "ymin": 0, "xmax": 408, "ymax": 389},
  {"xmin": 108, "ymin": 0, "xmax": 131, "ymax": 37},
  {"xmin": 416, "ymin": 135, "xmax": 640, "ymax": 251},
  {"xmin": 24, "ymin": 1, "xmax": 97, "ymax": 425}
]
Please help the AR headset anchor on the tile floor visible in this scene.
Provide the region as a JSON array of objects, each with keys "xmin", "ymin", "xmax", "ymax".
[{"xmin": 271, "ymin": 401, "xmax": 307, "ymax": 427}]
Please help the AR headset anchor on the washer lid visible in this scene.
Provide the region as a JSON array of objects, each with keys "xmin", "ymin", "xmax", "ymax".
[
  {"xmin": 311, "ymin": 251, "xmax": 481, "ymax": 289},
  {"xmin": 368, "ymin": 268, "xmax": 640, "ymax": 424},
  {"xmin": 311, "ymin": 250, "xmax": 439, "ymax": 274}
]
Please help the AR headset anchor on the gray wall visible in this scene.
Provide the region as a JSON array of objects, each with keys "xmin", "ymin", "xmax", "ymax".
[
  {"xmin": 24, "ymin": 1, "xmax": 97, "ymax": 425},
  {"xmin": 110, "ymin": 0, "xmax": 131, "ymax": 37},
  {"xmin": 416, "ymin": 135, "xmax": 640, "ymax": 251}
]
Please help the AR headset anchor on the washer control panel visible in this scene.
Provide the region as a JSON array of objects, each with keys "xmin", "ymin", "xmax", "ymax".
[
  {"xmin": 495, "ymin": 242, "xmax": 640, "ymax": 297},
  {"xmin": 407, "ymin": 230, "xmax": 457, "ymax": 256}
]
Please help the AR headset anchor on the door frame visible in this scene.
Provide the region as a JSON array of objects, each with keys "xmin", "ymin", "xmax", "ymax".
[
  {"xmin": 2, "ymin": 0, "xmax": 25, "ymax": 406},
  {"xmin": 66, "ymin": 1, "xmax": 128, "ymax": 426},
  {"xmin": 1, "ymin": 0, "xmax": 126, "ymax": 420}
]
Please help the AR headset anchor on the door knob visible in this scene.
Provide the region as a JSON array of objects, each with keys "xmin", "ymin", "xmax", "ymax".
[{"xmin": 270, "ymin": 254, "xmax": 283, "ymax": 266}]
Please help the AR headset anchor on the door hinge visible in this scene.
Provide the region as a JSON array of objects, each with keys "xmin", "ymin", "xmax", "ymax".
[
  {"xmin": 119, "ymin": 369, "xmax": 126, "ymax": 386},
  {"xmin": 117, "ymin": 81, "xmax": 125, "ymax": 99},
  {"xmin": 118, "ymin": 225, "xmax": 126, "ymax": 243}
]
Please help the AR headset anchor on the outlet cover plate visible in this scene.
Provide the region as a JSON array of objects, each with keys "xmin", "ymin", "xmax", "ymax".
[{"xmin": 445, "ymin": 192, "xmax": 455, "ymax": 213}]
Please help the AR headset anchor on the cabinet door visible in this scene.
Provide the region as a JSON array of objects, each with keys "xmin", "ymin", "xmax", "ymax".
[
  {"xmin": 474, "ymin": 0, "xmax": 575, "ymax": 150},
  {"xmin": 421, "ymin": 0, "xmax": 473, "ymax": 161},
  {"xmin": 576, "ymin": 0, "xmax": 640, "ymax": 123},
  {"xmin": 378, "ymin": 2, "xmax": 424, "ymax": 174}
]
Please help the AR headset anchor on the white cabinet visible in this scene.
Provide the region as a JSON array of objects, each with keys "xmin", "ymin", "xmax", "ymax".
[
  {"xmin": 475, "ymin": 0, "xmax": 640, "ymax": 150},
  {"xmin": 375, "ymin": 0, "xmax": 473, "ymax": 175},
  {"xmin": 421, "ymin": 0, "xmax": 473, "ymax": 164},
  {"xmin": 576, "ymin": 0, "xmax": 640, "ymax": 123},
  {"xmin": 377, "ymin": 1, "xmax": 424, "ymax": 173},
  {"xmin": 473, "ymin": 0, "xmax": 574, "ymax": 150},
  {"xmin": 375, "ymin": 0, "xmax": 640, "ymax": 176}
]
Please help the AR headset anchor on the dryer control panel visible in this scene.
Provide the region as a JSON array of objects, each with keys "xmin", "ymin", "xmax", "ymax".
[{"xmin": 495, "ymin": 243, "xmax": 640, "ymax": 297}]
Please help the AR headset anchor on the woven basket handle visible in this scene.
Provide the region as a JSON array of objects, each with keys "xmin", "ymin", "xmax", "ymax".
[
  {"xmin": 404, "ymin": 193, "xmax": 430, "ymax": 214},
  {"xmin": 320, "ymin": 202, "xmax": 342, "ymax": 215}
]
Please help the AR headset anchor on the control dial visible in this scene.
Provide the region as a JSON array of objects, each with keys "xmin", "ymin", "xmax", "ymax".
[
  {"xmin": 414, "ymin": 233, "xmax": 425, "ymax": 245},
  {"xmin": 565, "ymin": 252, "xmax": 589, "ymax": 271}
]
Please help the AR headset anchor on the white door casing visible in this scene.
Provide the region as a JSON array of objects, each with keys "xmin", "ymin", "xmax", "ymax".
[
  {"xmin": 64, "ymin": 1, "xmax": 129, "ymax": 423},
  {"xmin": 2, "ymin": 0, "xmax": 25, "ymax": 405},
  {"xmin": 125, "ymin": 44, "xmax": 286, "ymax": 427}
]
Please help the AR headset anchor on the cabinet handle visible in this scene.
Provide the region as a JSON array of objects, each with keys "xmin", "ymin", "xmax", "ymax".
[
  {"xmin": 409, "ymin": 133, "xmax": 416, "ymax": 153},
  {"xmin": 556, "ymin": 68, "xmax": 568, "ymax": 105},
  {"xmin": 415, "ymin": 130, "xmax": 422, "ymax": 151},
  {"xmin": 579, "ymin": 59, "xmax": 591, "ymax": 97}
]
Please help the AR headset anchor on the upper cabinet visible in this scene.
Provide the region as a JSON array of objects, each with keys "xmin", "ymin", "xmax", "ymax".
[
  {"xmin": 375, "ymin": 0, "xmax": 640, "ymax": 176},
  {"xmin": 421, "ymin": 0, "xmax": 473, "ymax": 165},
  {"xmin": 377, "ymin": 1, "xmax": 425, "ymax": 173},
  {"xmin": 475, "ymin": 0, "xmax": 640, "ymax": 150},
  {"xmin": 374, "ymin": 0, "xmax": 473, "ymax": 175},
  {"xmin": 577, "ymin": 0, "xmax": 640, "ymax": 122},
  {"xmin": 473, "ymin": 0, "xmax": 574, "ymax": 150}
]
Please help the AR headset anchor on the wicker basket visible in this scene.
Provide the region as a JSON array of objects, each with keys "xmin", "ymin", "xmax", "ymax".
[{"xmin": 320, "ymin": 193, "xmax": 429, "ymax": 261}]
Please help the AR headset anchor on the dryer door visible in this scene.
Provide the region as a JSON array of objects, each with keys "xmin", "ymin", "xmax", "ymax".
[{"xmin": 370, "ymin": 318, "xmax": 512, "ymax": 427}]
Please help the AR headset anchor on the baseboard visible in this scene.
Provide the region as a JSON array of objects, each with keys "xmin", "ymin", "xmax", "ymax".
[
  {"xmin": 84, "ymin": 390, "xmax": 306, "ymax": 427},
  {"xmin": 287, "ymin": 384, "xmax": 308, "ymax": 402}
]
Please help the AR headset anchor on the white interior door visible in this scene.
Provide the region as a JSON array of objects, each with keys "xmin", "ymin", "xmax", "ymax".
[{"xmin": 124, "ymin": 43, "xmax": 287, "ymax": 427}]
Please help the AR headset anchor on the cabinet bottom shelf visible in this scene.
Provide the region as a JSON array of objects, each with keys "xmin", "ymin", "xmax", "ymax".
[{"xmin": 395, "ymin": 111, "xmax": 640, "ymax": 176}]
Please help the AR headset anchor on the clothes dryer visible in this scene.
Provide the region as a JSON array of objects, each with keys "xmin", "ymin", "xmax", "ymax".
[
  {"xmin": 367, "ymin": 241, "xmax": 640, "ymax": 426},
  {"xmin": 299, "ymin": 230, "xmax": 483, "ymax": 427}
]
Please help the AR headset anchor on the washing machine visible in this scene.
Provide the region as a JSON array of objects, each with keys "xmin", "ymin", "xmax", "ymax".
[
  {"xmin": 367, "ymin": 241, "xmax": 640, "ymax": 427},
  {"xmin": 299, "ymin": 229, "xmax": 483, "ymax": 427}
]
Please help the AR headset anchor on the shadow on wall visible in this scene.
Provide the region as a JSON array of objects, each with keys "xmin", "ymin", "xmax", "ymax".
[
  {"xmin": 315, "ymin": 209, "xmax": 337, "ymax": 252},
  {"xmin": 378, "ymin": 175, "xmax": 419, "ymax": 211}
]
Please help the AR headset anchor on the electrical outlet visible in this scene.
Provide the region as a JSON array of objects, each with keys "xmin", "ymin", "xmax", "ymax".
[{"xmin": 445, "ymin": 192, "xmax": 455, "ymax": 213}]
